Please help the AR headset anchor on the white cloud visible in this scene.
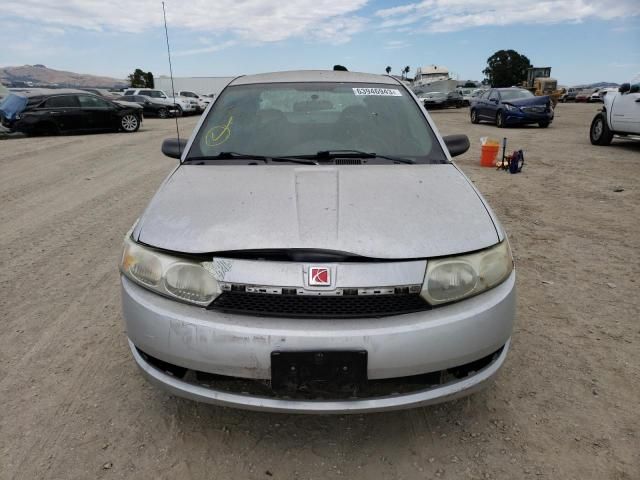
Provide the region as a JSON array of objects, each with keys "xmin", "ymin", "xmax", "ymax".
[
  {"xmin": 3, "ymin": 0, "xmax": 368, "ymax": 43},
  {"xmin": 384, "ymin": 40, "xmax": 412, "ymax": 49},
  {"xmin": 375, "ymin": 0, "xmax": 640, "ymax": 32},
  {"xmin": 174, "ymin": 41, "xmax": 237, "ymax": 57}
]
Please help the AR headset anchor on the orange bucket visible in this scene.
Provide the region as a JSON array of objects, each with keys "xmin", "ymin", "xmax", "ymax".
[{"xmin": 480, "ymin": 144, "xmax": 499, "ymax": 167}]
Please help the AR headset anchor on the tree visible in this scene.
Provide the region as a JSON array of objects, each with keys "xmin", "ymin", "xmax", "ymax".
[
  {"xmin": 401, "ymin": 66, "xmax": 410, "ymax": 80},
  {"xmin": 385, "ymin": 66, "xmax": 391, "ymax": 75},
  {"xmin": 482, "ymin": 50, "xmax": 532, "ymax": 87},
  {"xmin": 333, "ymin": 65, "xmax": 348, "ymax": 71},
  {"xmin": 144, "ymin": 71, "xmax": 154, "ymax": 88},
  {"xmin": 463, "ymin": 81, "xmax": 477, "ymax": 88},
  {"xmin": 128, "ymin": 68, "xmax": 155, "ymax": 88}
]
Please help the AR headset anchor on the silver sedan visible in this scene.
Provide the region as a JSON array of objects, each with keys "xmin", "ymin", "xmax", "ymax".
[{"xmin": 120, "ymin": 70, "xmax": 516, "ymax": 413}]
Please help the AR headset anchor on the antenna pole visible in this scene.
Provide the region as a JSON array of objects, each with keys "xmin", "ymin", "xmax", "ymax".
[{"xmin": 162, "ymin": 2, "xmax": 181, "ymax": 157}]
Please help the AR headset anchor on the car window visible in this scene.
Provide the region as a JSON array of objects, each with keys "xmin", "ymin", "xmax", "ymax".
[
  {"xmin": 187, "ymin": 82, "xmax": 447, "ymax": 164},
  {"xmin": 44, "ymin": 95, "xmax": 80, "ymax": 108},
  {"xmin": 78, "ymin": 95, "xmax": 111, "ymax": 108},
  {"xmin": 489, "ymin": 90, "xmax": 500, "ymax": 101},
  {"xmin": 123, "ymin": 90, "xmax": 135, "ymax": 96},
  {"xmin": 182, "ymin": 92, "xmax": 196, "ymax": 98},
  {"xmin": 499, "ymin": 89, "xmax": 534, "ymax": 101}
]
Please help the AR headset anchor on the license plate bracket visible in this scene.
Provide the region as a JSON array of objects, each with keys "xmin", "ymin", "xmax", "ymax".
[{"xmin": 271, "ymin": 350, "xmax": 367, "ymax": 394}]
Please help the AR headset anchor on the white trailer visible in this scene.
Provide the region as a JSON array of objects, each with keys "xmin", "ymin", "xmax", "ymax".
[{"xmin": 155, "ymin": 76, "xmax": 236, "ymax": 98}]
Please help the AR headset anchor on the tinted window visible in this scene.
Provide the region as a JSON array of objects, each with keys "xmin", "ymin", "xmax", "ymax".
[
  {"xmin": 78, "ymin": 95, "xmax": 110, "ymax": 108},
  {"xmin": 489, "ymin": 90, "xmax": 500, "ymax": 101},
  {"xmin": 146, "ymin": 90, "xmax": 164, "ymax": 98},
  {"xmin": 182, "ymin": 92, "xmax": 196, "ymax": 98},
  {"xmin": 123, "ymin": 90, "xmax": 135, "ymax": 96},
  {"xmin": 499, "ymin": 89, "xmax": 534, "ymax": 101},
  {"xmin": 44, "ymin": 96, "xmax": 80, "ymax": 108},
  {"xmin": 188, "ymin": 82, "xmax": 447, "ymax": 164}
]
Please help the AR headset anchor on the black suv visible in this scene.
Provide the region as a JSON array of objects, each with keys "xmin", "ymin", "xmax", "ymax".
[
  {"xmin": 118, "ymin": 95, "xmax": 179, "ymax": 118},
  {"xmin": 0, "ymin": 89, "xmax": 142, "ymax": 135}
]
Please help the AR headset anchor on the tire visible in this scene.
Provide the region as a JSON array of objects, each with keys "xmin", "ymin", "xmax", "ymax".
[
  {"xmin": 158, "ymin": 108, "xmax": 168, "ymax": 119},
  {"xmin": 590, "ymin": 113, "xmax": 613, "ymax": 146},
  {"xmin": 174, "ymin": 106, "xmax": 183, "ymax": 117},
  {"xmin": 539, "ymin": 122, "xmax": 550, "ymax": 128},
  {"xmin": 496, "ymin": 110, "xmax": 505, "ymax": 128},
  {"xmin": 121, "ymin": 114, "xmax": 140, "ymax": 133},
  {"xmin": 470, "ymin": 108, "xmax": 479, "ymax": 124}
]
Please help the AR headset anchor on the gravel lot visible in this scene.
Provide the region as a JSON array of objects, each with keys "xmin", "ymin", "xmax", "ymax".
[{"xmin": 1, "ymin": 104, "xmax": 638, "ymax": 480}]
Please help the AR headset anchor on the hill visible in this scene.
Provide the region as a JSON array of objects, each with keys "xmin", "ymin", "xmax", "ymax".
[{"xmin": 0, "ymin": 65, "xmax": 126, "ymax": 88}]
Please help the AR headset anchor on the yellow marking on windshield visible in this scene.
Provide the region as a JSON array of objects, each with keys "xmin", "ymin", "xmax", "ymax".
[{"xmin": 205, "ymin": 116, "xmax": 233, "ymax": 147}]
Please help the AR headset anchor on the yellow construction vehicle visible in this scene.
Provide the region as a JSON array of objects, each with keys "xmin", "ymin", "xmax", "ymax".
[{"xmin": 523, "ymin": 67, "xmax": 563, "ymax": 106}]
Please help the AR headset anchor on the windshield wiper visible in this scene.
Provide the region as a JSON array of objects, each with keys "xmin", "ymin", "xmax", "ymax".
[
  {"xmin": 185, "ymin": 152, "xmax": 319, "ymax": 165},
  {"xmin": 311, "ymin": 150, "xmax": 415, "ymax": 164}
]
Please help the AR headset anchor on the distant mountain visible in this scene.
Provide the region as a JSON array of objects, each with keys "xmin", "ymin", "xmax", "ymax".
[{"xmin": 0, "ymin": 64, "xmax": 126, "ymax": 88}]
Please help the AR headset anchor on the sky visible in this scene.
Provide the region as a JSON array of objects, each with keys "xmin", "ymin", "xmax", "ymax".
[{"xmin": 1, "ymin": 0, "xmax": 639, "ymax": 86}]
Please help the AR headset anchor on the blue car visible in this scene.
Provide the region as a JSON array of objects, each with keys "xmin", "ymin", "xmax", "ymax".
[{"xmin": 470, "ymin": 87, "xmax": 554, "ymax": 128}]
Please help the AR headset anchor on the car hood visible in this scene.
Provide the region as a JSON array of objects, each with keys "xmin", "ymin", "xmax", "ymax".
[
  {"xmin": 114, "ymin": 100, "xmax": 142, "ymax": 110},
  {"xmin": 136, "ymin": 164, "xmax": 500, "ymax": 259},
  {"xmin": 505, "ymin": 95, "xmax": 550, "ymax": 107}
]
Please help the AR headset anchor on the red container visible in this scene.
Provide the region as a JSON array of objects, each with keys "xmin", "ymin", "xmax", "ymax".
[{"xmin": 480, "ymin": 144, "xmax": 499, "ymax": 167}]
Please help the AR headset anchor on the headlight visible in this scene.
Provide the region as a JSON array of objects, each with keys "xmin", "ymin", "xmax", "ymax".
[
  {"xmin": 503, "ymin": 104, "xmax": 518, "ymax": 112},
  {"xmin": 421, "ymin": 241, "xmax": 513, "ymax": 305},
  {"xmin": 120, "ymin": 235, "xmax": 220, "ymax": 306}
]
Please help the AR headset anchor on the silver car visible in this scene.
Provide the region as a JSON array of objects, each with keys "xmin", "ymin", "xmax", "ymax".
[{"xmin": 120, "ymin": 70, "xmax": 516, "ymax": 413}]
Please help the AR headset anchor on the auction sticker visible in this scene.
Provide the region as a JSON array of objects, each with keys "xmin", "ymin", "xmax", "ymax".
[{"xmin": 353, "ymin": 87, "xmax": 402, "ymax": 97}]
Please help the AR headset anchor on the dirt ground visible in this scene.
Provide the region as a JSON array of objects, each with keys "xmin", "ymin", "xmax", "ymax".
[{"xmin": 0, "ymin": 104, "xmax": 638, "ymax": 480}]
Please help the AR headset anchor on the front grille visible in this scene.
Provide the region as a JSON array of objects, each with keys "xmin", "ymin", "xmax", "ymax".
[{"xmin": 208, "ymin": 291, "xmax": 430, "ymax": 318}]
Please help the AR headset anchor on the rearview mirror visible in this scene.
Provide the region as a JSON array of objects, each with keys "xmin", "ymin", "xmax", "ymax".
[
  {"xmin": 443, "ymin": 134, "xmax": 470, "ymax": 158},
  {"xmin": 619, "ymin": 83, "xmax": 631, "ymax": 93},
  {"xmin": 162, "ymin": 138, "xmax": 188, "ymax": 159}
]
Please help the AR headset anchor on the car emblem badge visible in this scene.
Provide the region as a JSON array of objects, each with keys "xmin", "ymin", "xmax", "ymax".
[{"xmin": 309, "ymin": 267, "xmax": 330, "ymax": 286}]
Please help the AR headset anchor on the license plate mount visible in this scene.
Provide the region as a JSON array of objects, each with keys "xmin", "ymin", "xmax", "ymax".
[{"xmin": 271, "ymin": 350, "xmax": 368, "ymax": 394}]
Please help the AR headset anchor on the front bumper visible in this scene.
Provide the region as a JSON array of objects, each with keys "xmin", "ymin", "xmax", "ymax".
[
  {"xmin": 121, "ymin": 270, "xmax": 516, "ymax": 412},
  {"xmin": 504, "ymin": 110, "xmax": 553, "ymax": 125}
]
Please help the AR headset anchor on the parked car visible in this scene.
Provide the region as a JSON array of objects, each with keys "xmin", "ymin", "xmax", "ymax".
[
  {"xmin": 588, "ymin": 89, "xmax": 603, "ymax": 103},
  {"xmin": 458, "ymin": 88, "xmax": 474, "ymax": 106},
  {"xmin": 120, "ymin": 70, "xmax": 516, "ymax": 413},
  {"xmin": 0, "ymin": 89, "xmax": 142, "ymax": 135},
  {"xmin": 559, "ymin": 87, "xmax": 579, "ymax": 103},
  {"xmin": 590, "ymin": 83, "xmax": 640, "ymax": 145},
  {"xmin": 575, "ymin": 89, "xmax": 595, "ymax": 103},
  {"xmin": 417, "ymin": 89, "xmax": 464, "ymax": 108},
  {"xmin": 177, "ymin": 90, "xmax": 211, "ymax": 113},
  {"xmin": 122, "ymin": 88, "xmax": 197, "ymax": 115},
  {"xmin": 119, "ymin": 95, "xmax": 179, "ymax": 118},
  {"xmin": 470, "ymin": 87, "xmax": 554, "ymax": 128}
]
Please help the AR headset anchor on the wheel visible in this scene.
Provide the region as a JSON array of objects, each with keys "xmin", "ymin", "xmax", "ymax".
[
  {"xmin": 158, "ymin": 108, "xmax": 168, "ymax": 119},
  {"xmin": 470, "ymin": 108, "xmax": 479, "ymax": 124},
  {"xmin": 496, "ymin": 110, "xmax": 505, "ymax": 128},
  {"xmin": 539, "ymin": 122, "xmax": 550, "ymax": 128},
  {"xmin": 174, "ymin": 106, "xmax": 183, "ymax": 117},
  {"xmin": 121, "ymin": 114, "xmax": 140, "ymax": 133},
  {"xmin": 590, "ymin": 114, "xmax": 613, "ymax": 146}
]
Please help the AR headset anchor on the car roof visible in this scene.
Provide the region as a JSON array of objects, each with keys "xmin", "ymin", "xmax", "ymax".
[
  {"xmin": 10, "ymin": 88, "xmax": 96, "ymax": 98},
  {"xmin": 230, "ymin": 70, "xmax": 399, "ymax": 86}
]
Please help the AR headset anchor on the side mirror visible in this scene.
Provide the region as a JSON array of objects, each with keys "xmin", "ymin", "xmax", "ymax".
[
  {"xmin": 443, "ymin": 134, "xmax": 470, "ymax": 158},
  {"xmin": 162, "ymin": 138, "xmax": 188, "ymax": 159},
  {"xmin": 619, "ymin": 83, "xmax": 631, "ymax": 93}
]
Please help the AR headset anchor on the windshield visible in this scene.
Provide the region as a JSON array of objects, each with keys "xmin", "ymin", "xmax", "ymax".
[
  {"xmin": 0, "ymin": 94, "xmax": 28, "ymax": 120},
  {"xmin": 500, "ymin": 89, "xmax": 534, "ymax": 101},
  {"xmin": 186, "ymin": 82, "xmax": 447, "ymax": 164}
]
